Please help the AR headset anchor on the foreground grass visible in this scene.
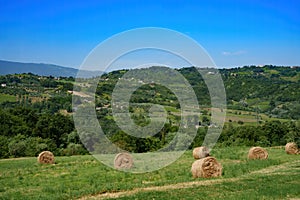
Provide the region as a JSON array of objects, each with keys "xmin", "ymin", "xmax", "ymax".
[
  {"xmin": 0, "ymin": 146, "xmax": 299, "ymax": 200},
  {"xmin": 119, "ymin": 172, "xmax": 300, "ymax": 200}
]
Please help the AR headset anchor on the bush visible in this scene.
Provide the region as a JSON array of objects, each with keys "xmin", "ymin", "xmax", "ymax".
[
  {"xmin": 24, "ymin": 137, "xmax": 54, "ymax": 156},
  {"xmin": 8, "ymin": 136, "xmax": 27, "ymax": 157},
  {"xmin": 62, "ymin": 143, "xmax": 88, "ymax": 156}
]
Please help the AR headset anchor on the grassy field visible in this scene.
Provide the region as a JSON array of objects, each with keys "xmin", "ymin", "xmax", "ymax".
[
  {"xmin": 0, "ymin": 147, "xmax": 299, "ymax": 200},
  {"xmin": 0, "ymin": 93, "xmax": 16, "ymax": 103},
  {"xmin": 225, "ymin": 109, "xmax": 289, "ymax": 126},
  {"xmin": 167, "ymin": 106, "xmax": 287, "ymax": 127}
]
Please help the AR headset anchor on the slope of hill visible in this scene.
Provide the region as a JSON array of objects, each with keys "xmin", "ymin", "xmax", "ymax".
[
  {"xmin": 219, "ymin": 65, "xmax": 300, "ymax": 119},
  {"xmin": 0, "ymin": 65, "xmax": 299, "ymax": 159},
  {"xmin": 94, "ymin": 65, "xmax": 300, "ymax": 119},
  {"xmin": 0, "ymin": 60, "xmax": 102, "ymax": 78}
]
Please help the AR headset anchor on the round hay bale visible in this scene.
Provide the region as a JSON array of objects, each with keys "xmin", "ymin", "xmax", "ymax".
[
  {"xmin": 193, "ymin": 146, "xmax": 210, "ymax": 159},
  {"xmin": 285, "ymin": 142, "xmax": 299, "ymax": 155},
  {"xmin": 114, "ymin": 152, "xmax": 133, "ymax": 170},
  {"xmin": 191, "ymin": 156, "xmax": 222, "ymax": 178},
  {"xmin": 248, "ymin": 147, "xmax": 268, "ymax": 160},
  {"xmin": 37, "ymin": 151, "xmax": 55, "ymax": 164}
]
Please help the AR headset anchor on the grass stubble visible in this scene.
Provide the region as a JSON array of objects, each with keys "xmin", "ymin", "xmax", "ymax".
[{"xmin": 0, "ymin": 146, "xmax": 299, "ymax": 200}]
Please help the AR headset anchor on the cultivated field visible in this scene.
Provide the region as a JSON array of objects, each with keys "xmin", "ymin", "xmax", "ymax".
[
  {"xmin": 0, "ymin": 146, "xmax": 299, "ymax": 200},
  {"xmin": 0, "ymin": 93, "xmax": 16, "ymax": 103}
]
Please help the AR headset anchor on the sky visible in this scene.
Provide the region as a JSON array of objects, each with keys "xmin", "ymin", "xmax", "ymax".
[{"xmin": 0, "ymin": 0, "xmax": 299, "ymax": 69}]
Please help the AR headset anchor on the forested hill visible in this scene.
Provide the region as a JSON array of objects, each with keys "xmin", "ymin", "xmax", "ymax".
[
  {"xmin": 0, "ymin": 60, "xmax": 102, "ymax": 78},
  {"xmin": 0, "ymin": 65, "xmax": 299, "ymax": 123},
  {"xmin": 0, "ymin": 65, "xmax": 299, "ymax": 158},
  {"xmin": 220, "ymin": 65, "xmax": 300, "ymax": 119},
  {"xmin": 96, "ymin": 65, "xmax": 300, "ymax": 119}
]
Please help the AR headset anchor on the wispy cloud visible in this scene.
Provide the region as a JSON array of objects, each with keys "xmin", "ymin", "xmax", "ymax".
[{"xmin": 222, "ymin": 50, "xmax": 247, "ymax": 56}]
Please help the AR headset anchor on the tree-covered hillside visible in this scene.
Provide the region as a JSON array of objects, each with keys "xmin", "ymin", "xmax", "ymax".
[
  {"xmin": 95, "ymin": 65, "xmax": 300, "ymax": 119},
  {"xmin": 0, "ymin": 65, "xmax": 299, "ymax": 158},
  {"xmin": 220, "ymin": 65, "xmax": 300, "ymax": 119},
  {"xmin": 0, "ymin": 60, "xmax": 103, "ymax": 78}
]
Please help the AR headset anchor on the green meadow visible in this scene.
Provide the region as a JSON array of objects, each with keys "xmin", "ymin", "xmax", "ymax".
[
  {"xmin": 0, "ymin": 146, "xmax": 299, "ymax": 200},
  {"xmin": 0, "ymin": 93, "xmax": 16, "ymax": 103}
]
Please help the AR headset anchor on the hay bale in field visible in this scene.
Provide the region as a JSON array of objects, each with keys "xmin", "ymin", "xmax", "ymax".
[
  {"xmin": 37, "ymin": 151, "xmax": 55, "ymax": 164},
  {"xmin": 285, "ymin": 142, "xmax": 299, "ymax": 155},
  {"xmin": 191, "ymin": 156, "xmax": 222, "ymax": 178},
  {"xmin": 192, "ymin": 146, "xmax": 210, "ymax": 159},
  {"xmin": 248, "ymin": 147, "xmax": 268, "ymax": 160},
  {"xmin": 114, "ymin": 152, "xmax": 133, "ymax": 170}
]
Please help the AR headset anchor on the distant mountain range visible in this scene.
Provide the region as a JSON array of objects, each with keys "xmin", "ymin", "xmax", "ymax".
[{"xmin": 0, "ymin": 60, "xmax": 102, "ymax": 78}]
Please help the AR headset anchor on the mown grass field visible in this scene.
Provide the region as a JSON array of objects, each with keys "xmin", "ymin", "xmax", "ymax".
[
  {"xmin": 0, "ymin": 146, "xmax": 299, "ymax": 200},
  {"xmin": 0, "ymin": 93, "xmax": 16, "ymax": 103},
  {"xmin": 167, "ymin": 106, "xmax": 287, "ymax": 127},
  {"xmin": 225, "ymin": 109, "xmax": 289, "ymax": 126}
]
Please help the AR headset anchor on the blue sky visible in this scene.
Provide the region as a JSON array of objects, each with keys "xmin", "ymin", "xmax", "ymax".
[{"xmin": 0, "ymin": 0, "xmax": 299, "ymax": 68}]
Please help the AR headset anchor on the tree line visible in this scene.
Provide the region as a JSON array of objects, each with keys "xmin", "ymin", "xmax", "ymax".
[{"xmin": 0, "ymin": 106, "xmax": 88, "ymax": 158}]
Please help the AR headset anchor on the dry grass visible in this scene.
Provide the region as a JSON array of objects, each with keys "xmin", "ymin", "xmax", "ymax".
[
  {"xmin": 114, "ymin": 153, "xmax": 134, "ymax": 170},
  {"xmin": 248, "ymin": 147, "xmax": 268, "ymax": 160},
  {"xmin": 191, "ymin": 156, "xmax": 222, "ymax": 178},
  {"xmin": 37, "ymin": 151, "xmax": 55, "ymax": 164},
  {"xmin": 285, "ymin": 142, "xmax": 299, "ymax": 155},
  {"xmin": 192, "ymin": 146, "xmax": 210, "ymax": 159}
]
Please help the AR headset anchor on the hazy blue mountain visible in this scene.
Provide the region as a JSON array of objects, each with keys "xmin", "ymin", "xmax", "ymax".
[{"xmin": 0, "ymin": 60, "xmax": 102, "ymax": 78}]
